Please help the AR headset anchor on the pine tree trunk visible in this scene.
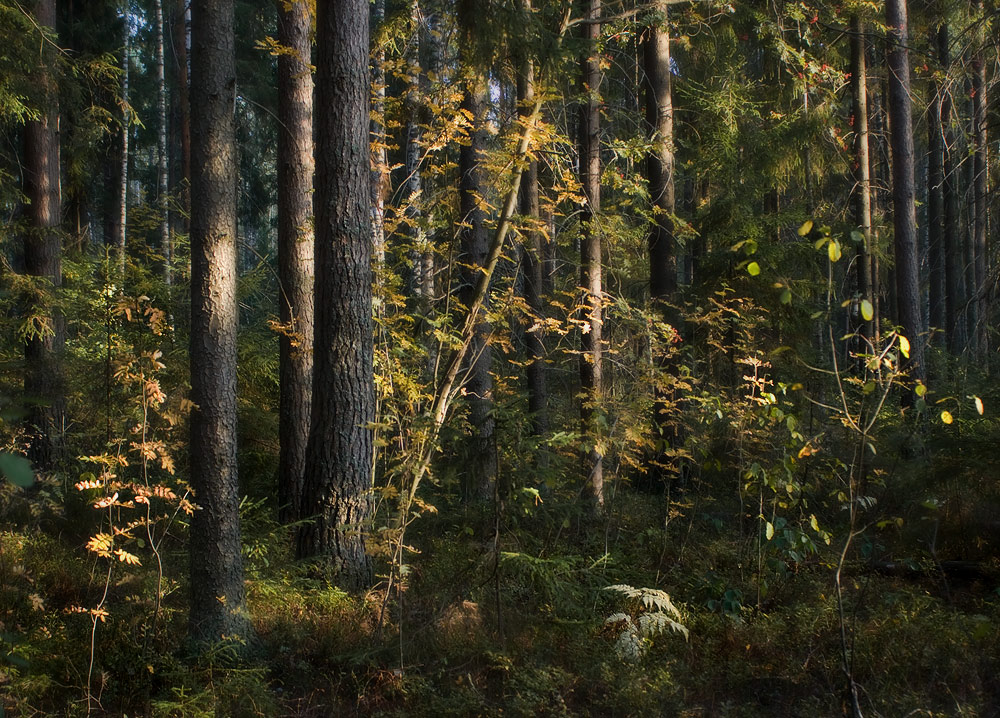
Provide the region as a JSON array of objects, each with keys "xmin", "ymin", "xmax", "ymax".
[
  {"xmin": 518, "ymin": 0, "xmax": 547, "ymax": 443},
  {"xmin": 372, "ymin": 0, "xmax": 388, "ymax": 267},
  {"xmin": 971, "ymin": 0, "xmax": 988, "ymax": 354},
  {"xmin": 404, "ymin": 0, "xmax": 429, "ymax": 299},
  {"xmin": 155, "ymin": 0, "xmax": 170, "ymax": 291},
  {"xmin": 926, "ymin": 26, "xmax": 945, "ymax": 344},
  {"xmin": 580, "ymin": 0, "xmax": 604, "ymax": 510},
  {"xmin": 170, "ymin": 0, "xmax": 190, "ymax": 233},
  {"xmin": 276, "ymin": 0, "xmax": 314, "ymax": 524},
  {"xmin": 939, "ymin": 26, "xmax": 965, "ymax": 355},
  {"xmin": 188, "ymin": 0, "xmax": 253, "ymax": 645},
  {"xmin": 22, "ymin": 0, "xmax": 63, "ymax": 468},
  {"xmin": 644, "ymin": 0, "xmax": 677, "ymax": 483},
  {"xmin": 118, "ymin": 23, "xmax": 129, "ymax": 281},
  {"xmin": 296, "ymin": 0, "xmax": 375, "ymax": 591},
  {"xmin": 885, "ymin": 0, "xmax": 925, "ymax": 378}
]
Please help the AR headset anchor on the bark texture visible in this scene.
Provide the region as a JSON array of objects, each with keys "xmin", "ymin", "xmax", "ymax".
[
  {"xmin": 580, "ymin": 0, "xmax": 604, "ymax": 509},
  {"xmin": 926, "ymin": 26, "xmax": 944, "ymax": 342},
  {"xmin": 885, "ymin": 0, "xmax": 925, "ymax": 378},
  {"xmin": 188, "ymin": 0, "xmax": 252, "ymax": 645},
  {"xmin": 852, "ymin": 18, "xmax": 877, "ymax": 346},
  {"xmin": 22, "ymin": 0, "xmax": 63, "ymax": 468},
  {"xmin": 296, "ymin": 0, "xmax": 375, "ymax": 591},
  {"xmin": 276, "ymin": 0, "xmax": 314, "ymax": 524},
  {"xmin": 155, "ymin": 0, "xmax": 171, "ymax": 289},
  {"xmin": 457, "ymin": 0, "xmax": 496, "ymax": 503},
  {"xmin": 971, "ymin": 0, "xmax": 988, "ymax": 354},
  {"xmin": 939, "ymin": 26, "xmax": 965, "ymax": 354}
]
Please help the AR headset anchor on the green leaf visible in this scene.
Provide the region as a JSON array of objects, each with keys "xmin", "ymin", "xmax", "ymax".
[
  {"xmin": 746, "ymin": 262, "xmax": 761, "ymax": 276},
  {"xmin": 797, "ymin": 220, "xmax": 813, "ymax": 236},
  {"xmin": 0, "ymin": 453, "xmax": 33, "ymax": 488},
  {"xmin": 850, "ymin": 230, "xmax": 865, "ymax": 244},
  {"xmin": 914, "ymin": 383, "xmax": 926, "ymax": 397},
  {"xmin": 827, "ymin": 240, "xmax": 842, "ymax": 262},
  {"xmin": 860, "ymin": 299, "xmax": 873, "ymax": 322},
  {"xmin": 780, "ymin": 288, "xmax": 792, "ymax": 304}
]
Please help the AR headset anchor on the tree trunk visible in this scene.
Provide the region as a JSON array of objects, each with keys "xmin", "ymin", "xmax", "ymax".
[
  {"xmin": 296, "ymin": 0, "xmax": 375, "ymax": 591},
  {"xmin": 372, "ymin": 0, "xmax": 388, "ymax": 267},
  {"xmin": 518, "ymin": 0, "xmax": 547, "ymax": 442},
  {"xmin": 188, "ymin": 0, "xmax": 253, "ymax": 645},
  {"xmin": 154, "ymin": 0, "xmax": 170, "ymax": 292},
  {"xmin": 170, "ymin": 0, "xmax": 190, "ymax": 233},
  {"xmin": 852, "ymin": 17, "xmax": 877, "ymax": 347},
  {"xmin": 644, "ymin": 0, "xmax": 678, "ymax": 483},
  {"xmin": 926, "ymin": 26, "xmax": 944, "ymax": 345},
  {"xmin": 118, "ymin": 22, "xmax": 129, "ymax": 281},
  {"xmin": 580, "ymin": 0, "xmax": 604, "ymax": 510},
  {"xmin": 939, "ymin": 26, "xmax": 965, "ymax": 355},
  {"xmin": 22, "ymin": 0, "xmax": 63, "ymax": 468},
  {"xmin": 885, "ymin": 0, "xmax": 925, "ymax": 379},
  {"xmin": 276, "ymin": 0, "xmax": 314, "ymax": 525},
  {"xmin": 404, "ymin": 0, "xmax": 430, "ymax": 300},
  {"xmin": 971, "ymin": 0, "xmax": 988, "ymax": 354}
]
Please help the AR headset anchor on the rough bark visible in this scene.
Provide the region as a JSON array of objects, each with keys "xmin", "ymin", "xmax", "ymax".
[
  {"xmin": 154, "ymin": 0, "xmax": 170, "ymax": 291},
  {"xmin": 971, "ymin": 0, "xmax": 988, "ymax": 354},
  {"xmin": 188, "ymin": 0, "xmax": 253, "ymax": 645},
  {"xmin": 644, "ymin": 0, "xmax": 677, "ymax": 482},
  {"xmin": 170, "ymin": 0, "xmax": 190, "ymax": 233},
  {"xmin": 118, "ymin": 23, "xmax": 129, "ymax": 281},
  {"xmin": 518, "ymin": 0, "xmax": 547, "ymax": 441},
  {"xmin": 939, "ymin": 26, "xmax": 965, "ymax": 354},
  {"xmin": 852, "ymin": 18, "xmax": 877, "ymax": 346},
  {"xmin": 276, "ymin": 0, "xmax": 314, "ymax": 524},
  {"xmin": 296, "ymin": 0, "xmax": 375, "ymax": 591},
  {"xmin": 372, "ymin": 0, "xmax": 388, "ymax": 266},
  {"xmin": 22, "ymin": 0, "xmax": 63, "ymax": 468},
  {"xmin": 885, "ymin": 0, "xmax": 925, "ymax": 379},
  {"xmin": 580, "ymin": 0, "xmax": 604, "ymax": 509},
  {"xmin": 404, "ymin": 0, "xmax": 430, "ymax": 299}
]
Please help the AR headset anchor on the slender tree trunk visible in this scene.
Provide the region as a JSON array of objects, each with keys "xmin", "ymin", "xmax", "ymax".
[
  {"xmin": 926, "ymin": 26, "xmax": 945, "ymax": 344},
  {"xmin": 22, "ymin": 0, "xmax": 63, "ymax": 468},
  {"xmin": 644, "ymin": 0, "xmax": 678, "ymax": 483},
  {"xmin": 456, "ymin": 0, "xmax": 496, "ymax": 504},
  {"xmin": 296, "ymin": 0, "xmax": 375, "ymax": 591},
  {"xmin": 580, "ymin": 0, "xmax": 604, "ymax": 509},
  {"xmin": 276, "ymin": 0, "xmax": 314, "ymax": 525},
  {"xmin": 885, "ymin": 0, "xmax": 925, "ymax": 378},
  {"xmin": 404, "ymin": 1, "xmax": 430, "ymax": 300},
  {"xmin": 188, "ymin": 0, "xmax": 253, "ymax": 645},
  {"xmin": 971, "ymin": 0, "xmax": 988, "ymax": 354},
  {"xmin": 154, "ymin": 0, "xmax": 170, "ymax": 292},
  {"xmin": 852, "ymin": 18, "xmax": 877, "ymax": 347},
  {"xmin": 171, "ymin": 0, "xmax": 190, "ymax": 233},
  {"xmin": 118, "ymin": 22, "xmax": 129, "ymax": 281},
  {"xmin": 940, "ymin": 26, "xmax": 965, "ymax": 354},
  {"xmin": 518, "ymin": 0, "xmax": 547, "ymax": 442},
  {"xmin": 372, "ymin": 0, "xmax": 388, "ymax": 267}
]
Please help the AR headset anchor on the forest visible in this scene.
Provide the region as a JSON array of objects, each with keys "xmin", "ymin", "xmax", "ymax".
[{"xmin": 0, "ymin": 0, "xmax": 998, "ymax": 715}]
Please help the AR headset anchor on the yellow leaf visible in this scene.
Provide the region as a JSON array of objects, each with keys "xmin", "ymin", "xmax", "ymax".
[
  {"xmin": 861, "ymin": 299, "xmax": 873, "ymax": 322},
  {"xmin": 974, "ymin": 396, "xmax": 984, "ymax": 415},
  {"xmin": 747, "ymin": 262, "xmax": 761, "ymax": 276},
  {"xmin": 898, "ymin": 335, "xmax": 910, "ymax": 358},
  {"xmin": 798, "ymin": 220, "xmax": 813, "ymax": 236},
  {"xmin": 827, "ymin": 240, "xmax": 842, "ymax": 262},
  {"xmin": 940, "ymin": 410, "xmax": 953, "ymax": 425}
]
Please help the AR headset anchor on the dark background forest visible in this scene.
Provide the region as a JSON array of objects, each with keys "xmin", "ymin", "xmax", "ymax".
[{"xmin": 0, "ymin": 0, "xmax": 998, "ymax": 715}]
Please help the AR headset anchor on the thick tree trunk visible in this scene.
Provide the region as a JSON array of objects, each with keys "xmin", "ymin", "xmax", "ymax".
[
  {"xmin": 22, "ymin": 0, "xmax": 63, "ymax": 468},
  {"xmin": 456, "ymin": 0, "xmax": 496, "ymax": 504},
  {"xmin": 644, "ymin": 0, "xmax": 677, "ymax": 482},
  {"xmin": 939, "ymin": 27, "xmax": 965, "ymax": 355},
  {"xmin": 852, "ymin": 18, "xmax": 877, "ymax": 347},
  {"xmin": 276, "ymin": 0, "xmax": 314, "ymax": 524},
  {"xmin": 926, "ymin": 26, "xmax": 945, "ymax": 344},
  {"xmin": 885, "ymin": 0, "xmax": 925, "ymax": 379},
  {"xmin": 518, "ymin": 1, "xmax": 547, "ymax": 442},
  {"xmin": 580, "ymin": 0, "xmax": 604, "ymax": 509},
  {"xmin": 296, "ymin": 0, "xmax": 375, "ymax": 591},
  {"xmin": 188, "ymin": 0, "xmax": 253, "ymax": 645}
]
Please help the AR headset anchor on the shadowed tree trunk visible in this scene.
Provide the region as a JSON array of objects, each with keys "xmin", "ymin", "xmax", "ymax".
[
  {"xmin": 22, "ymin": 0, "xmax": 63, "ymax": 468},
  {"xmin": 154, "ymin": 0, "xmax": 170, "ymax": 290},
  {"xmin": 926, "ymin": 25, "xmax": 944, "ymax": 345},
  {"xmin": 939, "ymin": 26, "xmax": 965, "ymax": 355},
  {"xmin": 644, "ymin": 0, "xmax": 678, "ymax": 484},
  {"xmin": 170, "ymin": 0, "xmax": 190, "ymax": 234},
  {"xmin": 276, "ymin": 0, "xmax": 314, "ymax": 524},
  {"xmin": 852, "ymin": 17, "xmax": 877, "ymax": 347},
  {"xmin": 296, "ymin": 0, "xmax": 376, "ymax": 591},
  {"xmin": 885, "ymin": 0, "xmax": 925, "ymax": 379},
  {"xmin": 372, "ymin": 0, "xmax": 388, "ymax": 266},
  {"xmin": 188, "ymin": 0, "xmax": 253, "ymax": 645},
  {"xmin": 971, "ymin": 0, "xmax": 988, "ymax": 354},
  {"xmin": 580, "ymin": 0, "xmax": 604, "ymax": 510},
  {"xmin": 456, "ymin": 0, "xmax": 496, "ymax": 504}
]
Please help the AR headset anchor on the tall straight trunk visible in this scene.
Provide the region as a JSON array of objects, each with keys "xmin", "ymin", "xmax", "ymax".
[
  {"xmin": 404, "ymin": 1, "xmax": 430, "ymax": 299},
  {"xmin": 518, "ymin": 0, "xmax": 547, "ymax": 441},
  {"xmin": 971, "ymin": 0, "xmax": 988, "ymax": 354},
  {"xmin": 852, "ymin": 17, "xmax": 877, "ymax": 346},
  {"xmin": 276, "ymin": 0, "xmax": 314, "ymax": 524},
  {"xmin": 188, "ymin": 0, "xmax": 252, "ymax": 645},
  {"xmin": 580, "ymin": 0, "xmax": 603, "ymax": 509},
  {"xmin": 885, "ymin": 0, "xmax": 925, "ymax": 379},
  {"xmin": 456, "ymin": 0, "xmax": 496, "ymax": 503},
  {"xmin": 644, "ymin": 0, "xmax": 677, "ymax": 482},
  {"xmin": 940, "ymin": 26, "xmax": 965, "ymax": 354},
  {"xmin": 372, "ymin": 0, "xmax": 388, "ymax": 266},
  {"xmin": 23, "ymin": 0, "xmax": 63, "ymax": 468},
  {"xmin": 926, "ymin": 27, "xmax": 945, "ymax": 343},
  {"xmin": 962, "ymin": 85, "xmax": 977, "ymax": 351},
  {"xmin": 171, "ymin": 0, "xmax": 190, "ymax": 232},
  {"xmin": 155, "ymin": 0, "xmax": 171, "ymax": 290},
  {"xmin": 296, "ymin": 0, "xmax": 375, "ymax": 591},
  {"xmin": 118, "ymin": 23, "xmax": 129, "ymax": 281}
]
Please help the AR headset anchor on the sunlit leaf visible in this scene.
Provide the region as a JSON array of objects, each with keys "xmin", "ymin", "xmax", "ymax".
[
  {"xmin": 940, "ymin": 410, "xmax": 953, "ymax": 425},
  {"xmin": 898, "ymin": 335, "xmax": 910, "ymax": 358},
  {"xmin": 974, "ymin": 396, "xmax": 984, "ymax": 415},
  {"xmin": 798, "ymin": 220, "xmax": 813, "ymax": 236},
  {"xmin": 827, "ymin": 240, "xmax": 842, "ymax": 262},
  {"xmin": 914, "ymin": 383, "xmax": 926, "ymax": 397},
  {"xmin": 765, "ymin": 522, "xmax": 774, "ymax": 540},
  {"xmin": 746, "ymin": 262, "xmax": 760, "ymax": 276},
  {"xmin": 861, "ymin": 299, "xmax": 873, "ymax": 322}
]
